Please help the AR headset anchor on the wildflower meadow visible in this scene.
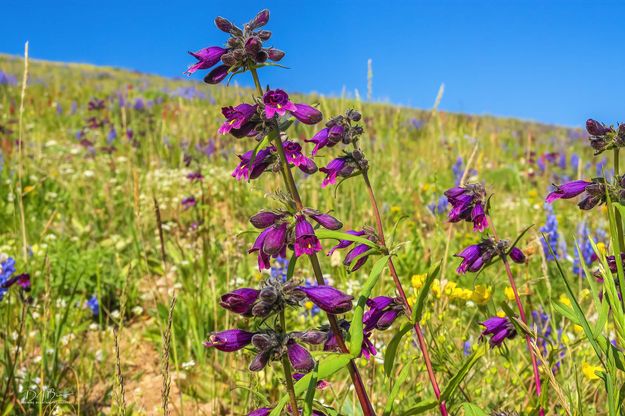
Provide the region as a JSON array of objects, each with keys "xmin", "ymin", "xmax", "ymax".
[{"xmin": 1, "ymin": 7, "xmax": 625, "ymax": 416}]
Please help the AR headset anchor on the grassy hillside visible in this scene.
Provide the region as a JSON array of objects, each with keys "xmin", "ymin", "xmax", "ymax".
[{"xmin": 0, "ymin": 53, "xmax": 609, "ymax": 415}]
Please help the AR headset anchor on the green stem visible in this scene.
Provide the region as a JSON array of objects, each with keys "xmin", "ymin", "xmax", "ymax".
[
  {"xmin": 250, "ymin": 68, "xmax": 376, "ymax": 416},
  {"xmin": 613, "ymin": 149, "xmax": 625, "ymax": 249},
  {"xmin": 280, "ymin": 311, "xmax": 299, "ymax": 416}
]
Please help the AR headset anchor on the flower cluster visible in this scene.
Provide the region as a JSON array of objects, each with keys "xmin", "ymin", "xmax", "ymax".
[
  {"xmin": 248, "ymin": 209, "xmax": 342, "ymax": 270},
  {"xmin": 455, "ymin": 237, "xmax": 525, "ymax": 275},
  {"xmin": 186, "ymin": 10, "xmax": 285, "ymax": 84},
  {"xmin": 445, "ymin": 184, "xmax": 488, "ymax": 231},
  {"xmin": 586, "ymin": 118, "xmax": 625, "ymax": 155},
  {"xmin": 206, "ymin": 282, "xmax": 355, "ymax": 371},
  {"xmin": 480, "ymin": 316, "xmax": 517, "ymax": 348}
]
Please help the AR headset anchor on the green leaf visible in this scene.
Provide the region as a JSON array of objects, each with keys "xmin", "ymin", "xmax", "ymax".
[
  {"xmin": 286, "ymin": 252, "xmax": 297, "ymax": 280},
  {"xmin": 315, "ymin": 229, "xmax": 380, "ymax": 250},
  {"xmin": 462, "ymin": 403, "xmax": 489, "ymax": 416},
  {"xmin": 411, "ymin": 261, "xmax": 441, "ymax": 324},
  {"xmin": 269, "ymin": 354, "xmax": 352, "ymax": 416},
  {"xmin": 350, "ymin": 255, "xmax": 390, "ymax": 356},
  {"xmin": 440, "ymin": 345, "xmax": 486, "ymax": 401},
  {"xmin": 303, "ymin": 361, "xmax": 319, "ymax": 416},
  {"xmin": 544, "ymin": 233, "xmax": 606, "ymax": 367},
  {"xmin": 384, "ymin": 322, "xmax": 412, "ymax": 377},
  {"xmin": 383, "ymin": 361, "xmax": 413, "ymax": 416},
  {"xmin": 399, "ymin": 399, "xmax": 439, "ymax": 415}
]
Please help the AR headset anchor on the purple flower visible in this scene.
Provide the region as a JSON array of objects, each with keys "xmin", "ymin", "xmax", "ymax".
[
  {"xmin": 326, "ymin": 229, "xmax": 374, "ymax": 271},
  {"xmin": 444, "ymin": 184, "xmax": 488, "ymax": 231},
  {"xmin": 232, "ymin": 147, "xmax": 274, "ymax": 181},
  {"xmin": 297, "ymin": 285, "xmax": 353, "ymax": 314},
  {"xmin": 293, "ymin": 215, "xmax": 322, "ymax": 257},
  {"xmin": 291, "ymin": 104, "xmax": 323, "ymax": 125},
  {"xmin": 186, "ymin": 171, "xmax": 204, "ymax": 182},
  {"xmin": 327, "ymin": 230, "xmax": 366, "ymax": 256},
  {"xmin": 480, "ymin": 316, "xmax": 517, "ymax": 348},
  {"xmin": 320, "ymin": 157, "xmax": 355, "ymax": 188},
  {"xmin": 249, "ymin": 211, "xmax": 286, "ymax": 229},
  {"xmin": 185, "ymin": 46, "xmax": 228, "ymax": 75},
  {"xmin": 262, "ymin": 90, "xmax": 322, "ymax": 125},
  {"xmin": 343, "ymin": 243, "xmax": 371, "ymax": 272},
  {"xmin": 218, "ymin": 103, "xmax": 259, "ymax": 137},
  {"xmin": 303, "ymin": 209, "xmax": 342, "ymax": 230},
  {"xmin": 455, "ymin": 240, "xmax": 496, "ymax": 274},
  {"xmin": 249, "ymin": 221, "xmax": 288, "ymax": 271},
  {"xmin": 262, "ymin": 223, "xmax": 288, "ymax": 256},
  {"xmin": 586, "ymin": 118, "xmax": 613, "ymax": 137},
  {"xmin": 220, "ymin": 288, "xmax": 260, "ymax": 316},
  {"xmin": 363, "ymin": 296, "xmax": 403, "ymax": 331},
  {"xmin": 181, "ymin": 196, "xmax": 197, "ymax": 210},
  {"xmin": 204, "ymin": 65, "xmax": 230, "ymax": 84},
  {"xmin": 286, "ymin": 340, "xmax": 315, "ymax": 372},
  {"xmin": 247, "ymin": 408, "xmax": 272, "ymax": 416},
  {"xmin": 545, "ymin": 180, "xmax": 592, "ymax": 203},
  {"xmin": 204, "ymin": 329, "xmax": 254, "ymax": 352},
  {"xmin": 509, "ymin": 247, "xmax": 526, "ymax": 264},
  {"xmin": 283, "ymin": 141, "xmax": 318, "ymax": 174},
  {"xmin": 263, "ymin": 89, "xmax": 297, "ymax": 119}
]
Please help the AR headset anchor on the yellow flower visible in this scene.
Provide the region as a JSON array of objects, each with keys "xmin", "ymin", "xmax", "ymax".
[
  {"xmin": 504, "ymin": 287, "xmax": 515, "ymax": 301},
  {"xmin": 582, "ymin": 362, "xmax": 602, "ymax": 380},
  {"xmin": 390, "ymin": 206, "xmax": 401, "ymax": 214},
  {"xmin": 411, "ymin": 274, "xmax": 426, "ymax": 290},
  {"xmin": 431, "ymin": 279, "xmax": 442, "ymax": 298},
  {"xmin": 444, "ymin": 281, "xmax": 457, "ymax": 296},
  {"xmin": 472, "ymin": 285, "xmax": 492, "ymax": 305},
  {"xmin": 559, "ymin": 293, "xmax": 571, "ymax": 307},
  {"xmin": 421, "ymin": 183, "xmax": 431, "ymax": 192},
  {"xmin": 496, "ymin": 310, "xmax": 506, "ymax": 318},
  {"xmin": 527, "ymin": 189, "xmax": 538, "ymax": 198},
  {"xmin": 407, "ymin": 295, "xmax": 417, "ymax": 307},
  {"xmin": 305, "ymin": 301, "xmax": 314, "ymax": 311},
  {"xmin": 596, "ymin": 242, "xmax": 607, "ymax": 256},
  {"xmin": 573, "ymin": 324, "xmax": 583, "ymax": 333},
  {"xmin": 450, "ymin": 287, "xmax": 473, "ymax": 301}
]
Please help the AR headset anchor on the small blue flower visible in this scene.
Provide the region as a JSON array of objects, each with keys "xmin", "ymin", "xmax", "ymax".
[
  {"xmin": 0, "ymin": 257, "xmax": 16, "ymax": 301},
  {"xmin": 540, "ymin": 203, "xmax": 560, "ymax": 260},
  {"xmin": 86, "ymin": 295, "xmax": 99, "ymax": 318}
]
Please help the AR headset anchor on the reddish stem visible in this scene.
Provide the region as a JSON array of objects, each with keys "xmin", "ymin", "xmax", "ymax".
[
  {"xmin": 488, "ymin": 217, "xmax": 544, "ymax": 415},
  {"xmin": 361, "ymin": 172, "xmax": 448, "ymax": 416}
]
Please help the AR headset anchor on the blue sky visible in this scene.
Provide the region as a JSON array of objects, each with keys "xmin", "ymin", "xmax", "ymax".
[{"xmin": 2, "ymin": 0, "xmax": 624, "ymax": 126}]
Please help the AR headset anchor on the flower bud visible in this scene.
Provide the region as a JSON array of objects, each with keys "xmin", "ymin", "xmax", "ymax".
[
  {"xmin": 204, "ymin": 65, "xmax": 229, "ymax": 84},
  {"xmin": 297, "ymin": 285, "xmax": 353, "ymax": 314},
  {"xmin": 509, "ymin": 247, "xmax": 526, "ymax": 264},
  {"xmin": 255, "ymin": 50, "xmax": 268, "ymax": 63},
  {"xmin": 586, "ymin": 118, "xmax": 612, "ymax": 136},
  {"xmin": 296, "ymin": 330, "xmax": 328, "ymax": 345},
  {"xmin": 259, "ymin": 286, "xmax": 279, "ymax": 303},
  {"xmin": 347, "ymin": 109, "xmax": 361, "ymax": 122},
  {"xmin": 215, "ymin": 16, "xmax": 241, "ymax": 35},
  {"xmin": 249, "ymin": 211, "xmax": 284, "ymax": 229},
  {"xmin": 258, "ymin": 30, "xmax": 272, "ymax": 41},
  {"xmin": 220, "ymin": 53, "xmax": 237, "ymax": 67},
  {"xmin": 304, "ymin": 209, "xmax": 343, "ymax": 230},
  {"xmin": 252, "ymin": 301, "xmax": 274, "ymax": 317},
  {"xmin": 249, "ymin": 9, "xmax": 270, "ymax": 29},
  {"xmin": 267, "ymin": 48, "xmax": 285, "ymax": 62},
  {"xmin": 287, "ymin": 340, "xmax": 314, "ymax": 372},
  {"xmin": 245, "ymin": 37, "xmax": 262, "ymax": 55}
]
